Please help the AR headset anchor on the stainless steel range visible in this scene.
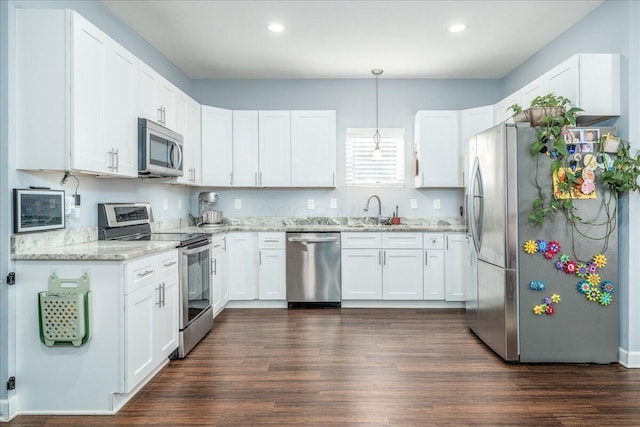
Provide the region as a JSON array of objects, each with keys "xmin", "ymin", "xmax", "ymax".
[{"xmin": 98, "ymin": 203, "xmax": 213, "ymax": 358}]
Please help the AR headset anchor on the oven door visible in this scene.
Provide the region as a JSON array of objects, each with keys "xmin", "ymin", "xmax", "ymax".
[{"xmin": 180, "ymin": 241, "xmax": 212, "ymax": 330}]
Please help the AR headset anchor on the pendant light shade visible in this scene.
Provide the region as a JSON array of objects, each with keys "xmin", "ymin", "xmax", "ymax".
[{"xmin": 372, "ymin": 69, "xmax": 383, "ymax": 160}]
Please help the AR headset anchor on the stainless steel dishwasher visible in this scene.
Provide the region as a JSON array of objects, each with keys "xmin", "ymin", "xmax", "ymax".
[{"xmin": 286, "ymin": 232, "xmax": 341, "ymax": 308}]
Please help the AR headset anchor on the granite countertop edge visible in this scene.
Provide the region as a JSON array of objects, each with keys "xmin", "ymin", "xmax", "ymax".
[{"xmin": 12, "ymin": 222, "xmax": 466, "ymax": 261}]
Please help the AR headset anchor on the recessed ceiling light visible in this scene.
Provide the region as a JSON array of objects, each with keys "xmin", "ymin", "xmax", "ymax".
[
  {"xmin": 448, "ymin": 23, "xmax": 466, "ymax": 33},
  {"xmin": 267, "ymin": 23, "xmax": 285, "ymax": 33}
]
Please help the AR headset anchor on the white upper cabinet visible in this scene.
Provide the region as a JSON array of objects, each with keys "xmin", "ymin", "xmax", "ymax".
[
  {"xmin": 138, "ymin": 61, "xmax": 177, "ymax": 129},
  {"xmin": 494, "ymin": 92, "xmax": 520, "ymax": 125},
  {"xmin": 16, "ymin": 9, "xmax": 138, "ymax": 177},
  {"xmin": 201, "ymin": 106, "xmax": 233, "ymax": 186},
  {"xmin": 105, "ymin": 43, "xmax": 139, "ymax": 177},
  {"xmin": 259, "ymin": 111, "xmax": 291, "ymax": 187},
  {"xmin": 575, "ymin": 54, "xmax": 620, "ymax": 118},
  {"xmin": 460, "ymin": 105, "xmax": 494, "ymax": 186},
  {"xmin": 414, "ymin": 110, "xmax": 461, "ymax": 188},
  {"xmin": 290, "ymin": 111, "xmax": 337, "ymax": 187},
  {"xmin": 232, "ymin": 111, "xmax": 260, "ymax": 187},
  {"xmin": 545, "ymin": 55, "xmax": 579, "ymax": 111},
  {"xmin": 175, "ymin": 96, "xmax": 201, "ymax": 185}
]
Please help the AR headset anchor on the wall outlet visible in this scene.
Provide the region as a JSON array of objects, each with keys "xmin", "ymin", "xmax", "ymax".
[
  {"xmin": 307, "ymin": 199, "xmax": 315, "ymax": 209},
  {"xmin": 330, "ymin": 198, "xmax": 337, "ymax": 209},
  {"xmin": 410, "ymin": 199, "xmax": 418, "ymax": 209},
  {"xmin": 234, "ymin": 199, "xmax": 242, "ymax": 209},
  {"xmin": 434, "ymin": 199, "xmax": 441, "ymax": 209},
  {"xmin": 163, "ymin": 199, "xmax": 169, "ymax": 210}
]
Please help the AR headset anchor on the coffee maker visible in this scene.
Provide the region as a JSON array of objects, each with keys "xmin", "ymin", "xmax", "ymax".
[{"xmin": 198, "ymin": 192, "xmax": 223, "ymax": 226}]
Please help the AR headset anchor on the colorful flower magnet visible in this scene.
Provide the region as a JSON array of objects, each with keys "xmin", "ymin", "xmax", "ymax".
[
  {"xmin": 599, "ymin": 292, "xmax": 613, "ymax": 306},
  {"xmin": 587, "ymin": 273, "xmax": 601, "ymax": 286},
  {"xmin": 548, "ymin": 241, "xmax": 561, "ymax": 254},
  {"xmin": 576, "ymin": 263, "xmax": 588, "ymax": 278},
  {"xmin": 577, "ymin": 280, "xmax": 591, "ymax": 294},
  {"xmin": 529, "ymin": 281, "xmax": 545, "ymax": 291},
  {"xmin": 593, "ymin": 254, "xmax": 607, "ymax": 268},
  {"xmin": 524, "ymin": 240, "xmax": 538, "ymax": 254},
  {"xmin": 533, "ymin": 305, "xmax": 545, "ymax": 315},
  {"xmin": 587, "ymin": 262, "xmax": 599, "ymax": 275},
  {"xmin": 586, "ymin": 289, "xmax": 602, "ymax": 302},
  {"xmin": 564, "ymin": 260, "xmax": 578, "ymax": 275},
  {"xmin": 551, "ymin": 294, "xmax": 561, "ymax": 304},
  {"xmin": 560, "ymin": 254, "xmax": 570, "ymax": 263},
  {"xmin": 601, "ymin": 281, "xmax": 615, "ymax": 294},
  {"xmin": 545, "ymin": 305, "xmax": 556, "ymax": 315},
  {"xmin": 536, "ymin": 240, "xmax": 548, "ymax": 253}
]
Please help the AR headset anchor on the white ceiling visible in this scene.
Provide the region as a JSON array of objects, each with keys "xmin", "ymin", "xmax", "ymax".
[{"xmin": 102, "ymin": 0, "xmax": 604, "ymax": 80}]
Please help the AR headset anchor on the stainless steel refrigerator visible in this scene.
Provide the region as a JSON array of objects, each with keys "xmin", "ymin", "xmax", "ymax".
[{"xmin": 466, "ymin": 122, "xmax": 618, "ymax": 363}]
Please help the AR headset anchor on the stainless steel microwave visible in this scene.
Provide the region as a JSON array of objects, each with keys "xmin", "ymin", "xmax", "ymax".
[
  {"xmin": 138, "ymin": 118, "xmax": 184, "ymax": 177},
  {"xmin": 13, "ymin": 188, "xmax": 65, "ymax": 233}
]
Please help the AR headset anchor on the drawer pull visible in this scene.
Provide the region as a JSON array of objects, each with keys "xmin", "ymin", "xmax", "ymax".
[
  {"xmin": 163, "ymin": 261, "xmax": 177, "ymax": 267},
  {"xmin": 136, "ymin": 269, "xmax": 153, "ymax": 278},
  {"xmin": 263, "ymin": 239, "xmax": 280, "ymax": 243}
]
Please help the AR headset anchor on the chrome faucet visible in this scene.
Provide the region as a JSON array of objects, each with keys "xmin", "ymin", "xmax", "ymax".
[{"xmin": 364, "ymin": 194, "xmax": 383, "ymax": 224}]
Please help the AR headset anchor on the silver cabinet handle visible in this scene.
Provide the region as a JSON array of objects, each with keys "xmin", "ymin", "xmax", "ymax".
[
  {"xmin": 163, "ymin": 261, "xmax": 177, "ymax": 267},
  {"xmin": 229, "ymin": 172, "xmax": 233, "ymax": 185},
  {"xmin": 425, "ymin": 251, "xmax": 428, "ymax": 266},
  {"xmin": 255, "ymin": 172, "xmax": 258, "ymax": 186},
  {"xmin": 259, "ymin": 172, "xmax": 263, "ymax": 186},
  {"xmin": 379, "ymin": 250, "xmax": 382, "ymax": 265},
  {"xmin": 137, "ymin": 269, "xmax": 153, "ymax": 278},
  {"xmin": 156, "ymin": 284, "xmax": 162, "ymax": 307},
  {"xmin": 263, "ymin": 239, "xmax": 280, "ymax": 243},
  {"xmin": 107, "ymin": 148, "xmax": 115, "ymax": 170},
  {"xmin": 259, "ymin": 250, "xmax": 262, "ymax": 266},
  {"xmin": 332, "ymin": 172, "xmax": 335, "ymax": 186},
  {"xmin": 157, "ymin": 107, "xmax": 163, "ymax": 124},
  {"xmin": 446, "ymin": 235, "xmax": 449, "ymax": 250},
  {"xmin": 287, "ymin": 237, "xmax": 338, "ymax": 243},
  {"xmin": 213, "ymin": 258, "xmax": 217, "ymax": 275},
  {"xmin": 223, "ymin": 237, "xmax": 227, "ymax": 251},
  {"xmin": 383, "ymin": 251, "xmax": 387, "ymax": 265},
  {"xmin": 113, "ymin": 148, "xmax": 119, "ymax": 172}
]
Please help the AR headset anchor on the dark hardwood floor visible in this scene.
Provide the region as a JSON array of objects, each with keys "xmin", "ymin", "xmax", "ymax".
[{"xmin": 9, "ymin": 308, "xmax": 640, "ymax": 426}]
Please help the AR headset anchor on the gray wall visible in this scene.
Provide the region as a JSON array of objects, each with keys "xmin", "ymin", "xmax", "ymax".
[{"xmin": 193, "ymin": 78, "xmax": 500, "ymax": 219}]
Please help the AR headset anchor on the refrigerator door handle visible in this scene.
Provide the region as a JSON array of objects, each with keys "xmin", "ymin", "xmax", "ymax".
[{"xmin": 469, "ymin": 157, "xmax": 484, "ymax": 252}]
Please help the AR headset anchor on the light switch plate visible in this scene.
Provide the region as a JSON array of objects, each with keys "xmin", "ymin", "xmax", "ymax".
[
  {"xmin": 307, "ymin": 199, "xmax": 315, "ymax": 209},
  {"xmin": 330, "ymin": 198, "xmax": 337, "ymax": 209},
  {"xmin": 434, "ymin": 199, "xmax": 441, "ymax": 209},
  {"xmin": 410, "ymin": 199, "xmax": 418, "ymax": 209},
  {"xmin": 163, "ymin": 199, "xmax": 169, "ymax": 210},
  {"xmin": 234, "ymin": 199, "xmax": 242, "ymax": 209}
]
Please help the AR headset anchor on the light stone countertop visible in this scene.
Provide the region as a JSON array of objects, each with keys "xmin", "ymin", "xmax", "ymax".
[
  {"xmin": 12, "ymin": 240, "xmax": 179, "ymax": 261},
  {"xmin": 11, "ymin": 216, "xmax": 466, "ymax": 261}
]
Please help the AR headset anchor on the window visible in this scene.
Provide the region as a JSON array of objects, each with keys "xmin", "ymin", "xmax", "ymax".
[{"xmin": 345, "ymin": 128, "xmax": 405, "ymax": 186}]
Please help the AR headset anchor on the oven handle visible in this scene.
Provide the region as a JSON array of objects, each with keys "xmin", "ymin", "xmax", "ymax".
[{"xmin": 181, "ymin": 240, "xmax": 211, "ymax": 254}]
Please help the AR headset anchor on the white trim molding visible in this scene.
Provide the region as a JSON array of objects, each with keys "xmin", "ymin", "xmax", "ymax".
[{"xmin": 618, "ymin": 347, "xmax": 640, "ymax": 368}]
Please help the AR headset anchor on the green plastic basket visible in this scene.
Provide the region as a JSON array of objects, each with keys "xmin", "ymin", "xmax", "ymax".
[{"xmin": 38, "ymin": 273, "xmax": 91, "ymax": 347}]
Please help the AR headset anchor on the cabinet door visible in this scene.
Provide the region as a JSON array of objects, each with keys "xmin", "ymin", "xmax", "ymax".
[
  {"xmin": 174, "ymin": 94, "xmax": 194, "ymax": 185},
  {"xmin": 211, "ymin": 237, "xmax": 226, "ymax": 316},
  {"xmin": 232, "ymin": 111, "xmax": 259, "ymax": 187},
  {"xmin": 105, "ymin": 42, "xmax": 138, "ymax": 177},
  {"xmin": 258, "ymin": 249, "xmax": 286, "ymax": 300},
  {"xmin": 258, "ymin": 111, "xmax": 291, "ymax": 187},
  {"xmin": 414, "ymin": 111, "xmax": 460, "ymax": 187},
  {"xmin": 341, "ymin": 249, "xmax": 383, "ymax": 299},
  {"xmin": 71, "ymin": 13, "xmax": 108, "ymax": 174},
  {"xmin": 460, "ymin": 105, "xmax": 494, "ymax": 186},
  {"xmin": 226, "ymin": 233, "xmax": 257, "ymax": 300},
  {"xmin": 158, "ymin": 79, "xmax": 176, "ymax": 129},
  {"xmin": 201, "ymin": 106, "xmax": 233, "ymax": 186},
  {"xmin": 444, "ymin": 234, "xmax": 466, "ymax": 301},
  {"xmin": 493, "ymin": 93, "xmax": 520, "ymax": 125},
  {"xmin": 125, "ymin": 285, "xmax": 155, "ymax": 393},
  {"xmin": 578, "ymin": 53, "xmax": 620, "ymax": 116},
  {"xmin": 138, "ymin": 62, "xmax": 161, "ymax": 123},
  {"xmin": 156, "ymin": 270, "xmax": 179, "ymax": 360},
  {"xmin": 544, "ymin": 55, "xmax": 579, "ymax": 110},
  {"xmin": 290, "ymin": 111, "xmax": 336, "ymax": 187},
  {"xmin": 520, "ymin": 77, "xmax": 545, "ymax": 108},
  {"xmin": 382, "ymin": 249, "xmax": 423, "ymax": 300},
  {"xmin": 187, "ymin": 100, "xmax": 202, "ymax": 185},
  {"xmin": 424, "ymin": 250, "xmax": 445, "ymax": 300}
]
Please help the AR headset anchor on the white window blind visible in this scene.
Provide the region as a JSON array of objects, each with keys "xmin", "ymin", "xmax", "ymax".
[{"xmin": 345, "ymin": 128, "xmax": 405, "ymax": 186}]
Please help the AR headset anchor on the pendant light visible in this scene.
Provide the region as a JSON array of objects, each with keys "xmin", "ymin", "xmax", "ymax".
[{"xmin": 372, "ymin": 69, "xmax": 383, "ymax": 160}]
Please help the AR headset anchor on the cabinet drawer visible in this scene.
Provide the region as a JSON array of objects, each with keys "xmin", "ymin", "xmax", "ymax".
[
  {"xmin": 211, "ymin": 235, "xmax": 226, "ymax": 250},
  {"xmin": 423, "ymin": 233, "xmax": 445, "ymax": 250},
  {"xmin": 126, "ymin": 253, "xmax": 158, "ymax": 295},
  {"xmin": 341, "ymin": 232, "xmax": 381, "ymax": 249},
  {"xmin": 382, "ymin": 232, "xmax": 422, "ymax": 249},
  {"xmin": 158, "ymin": 250, "xmax": 179, "ymax": 274},
  {"xmin": 258, "ymin": 232, "xmax": 285, "ymax": 249}
]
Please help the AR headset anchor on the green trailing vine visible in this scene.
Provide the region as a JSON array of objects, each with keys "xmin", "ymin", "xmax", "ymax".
[{"xmin": 510, "ymin": 93, "xmax": 640, "ymax": 261}]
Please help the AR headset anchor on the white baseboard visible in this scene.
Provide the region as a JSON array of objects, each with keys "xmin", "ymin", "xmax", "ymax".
[{"xmin": 618, "ymin": 347, "xmax": 640, "ymax": 368}]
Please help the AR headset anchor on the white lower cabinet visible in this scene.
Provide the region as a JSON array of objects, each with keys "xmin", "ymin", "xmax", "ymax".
[
  {"xmin": 258, "ymin": 233, "xmax": 286, "ymax": 300},
  {"xmin": 444, "ymin": 234, "xmax": 466, "ymax": 301},
  {"xmin": 124, "ymin": 250, "xmax": 179, "ymax": 392},
  {"xmin": 341, "ymin": 232, "xmax": 423, "ymax": 300},
  {"xmin": 14, "ymin": 249, "xmax": 178, "ymax": 413},
  {"xmin": 423, "ymin": 233, "xmax": 446, "ymax": 300},
  {"xmin": 211, "ymin": 234, "xmax": 228, "ymax": 316},
  {"xmin": 227, "ymin": 232, "xmax": 258, "ymax": 300}
]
